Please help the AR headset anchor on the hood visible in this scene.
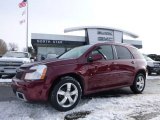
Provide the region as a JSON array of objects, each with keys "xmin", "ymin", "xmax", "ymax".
[
  {"xmin": 21, "ymin": 58, "xmax": 78, "ymax": 68},
  {"xmin": 0, "ymin": 57, "xmax": 30, "ymax": 62}
]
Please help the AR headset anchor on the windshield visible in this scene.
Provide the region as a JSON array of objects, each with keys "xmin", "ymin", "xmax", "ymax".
[
  {"xmin": 143, "ymin": 54, "xmax": 154, "ymax": 61},
  {"xmin": 3, "ymin": 52, "xmax": 29, "ymax": 58},
  {"xmin": 58, "ymin": 45, "xmax": 92, "ymax": 59}
]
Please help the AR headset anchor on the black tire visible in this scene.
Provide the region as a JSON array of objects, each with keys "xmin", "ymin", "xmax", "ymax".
[
  {"xmin": 0, "ymin": 75, "xmax": 2, "ymax": 78},
  {"xmin": 147, "ymin": 66, "xmax": 151, "ymax": 75},
  {"xmin": 130, "ymin": 73, "xmax": 145, "ymax": 94},
  {"xmin": 157, "ymin": 71, "xmax": 160, "ymax": 75},
  {"xmin": 50, "ymin": 76, "xmax": 82, "ymax": 112},
  {"xmin": 148, "ymin": 71, "xmax": 151, "ymax": 75}
]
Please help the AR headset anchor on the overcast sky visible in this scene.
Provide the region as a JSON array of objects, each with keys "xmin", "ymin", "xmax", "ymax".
[{"xmin": 0, "ymin": 0, "xmax": 160, "ymax": 54}]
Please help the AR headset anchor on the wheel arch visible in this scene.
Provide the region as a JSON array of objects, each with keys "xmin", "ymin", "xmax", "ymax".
[
  {"xmin": 135, "ymin": 69, "xmax": 146, "ymax": 79},
  {"xmin": 48, "ymin": 73, "xmax": 85, "ymax": 100},
  {"xmin": 130, "ymin": 69, "xmax": 146, "ymax": 94}
]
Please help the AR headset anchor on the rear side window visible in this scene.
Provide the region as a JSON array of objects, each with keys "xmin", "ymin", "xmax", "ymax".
[
  {"xmin": 115, "ymin": 45, "xmax": 133, "ymax": 59},
  {"xmin": 130, "ymin": 47, "xmax": 144, "ymax": 59}
]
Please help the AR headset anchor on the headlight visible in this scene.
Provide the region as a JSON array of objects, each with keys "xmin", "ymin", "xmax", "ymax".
[{"xmin": 25, "ymin": 65, "xmax": 47, "ymax": 80}]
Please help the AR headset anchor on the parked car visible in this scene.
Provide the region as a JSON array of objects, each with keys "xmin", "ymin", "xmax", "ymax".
[
  {"xmin": 0, "ymin": 51, "xmax": 31, "ymax": 78},
  {"xmin": 143, "ymin": 54, "xmax": 160, "ymax": 75},
  {"xmin": 12, "ymin": 42, "xmax": 147, "ymax": 111},
  {"xmin": 148, "ymin": 54, "xmax": 160, "ymax": 61}
]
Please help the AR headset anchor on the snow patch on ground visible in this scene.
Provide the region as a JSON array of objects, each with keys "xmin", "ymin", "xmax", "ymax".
[
  {"xmin": 147, "ymin": 75, "xmax": 160, "ymax": 80},
  {"xmin": 1, "ymin": 94, "xmax": 160, "ymax": 120},
  {"xmin": 82, "ymin": 94, "xmax": 160, "ymax": 120}
]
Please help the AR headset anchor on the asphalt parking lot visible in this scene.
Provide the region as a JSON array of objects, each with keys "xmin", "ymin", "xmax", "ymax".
[{"xmin": 0, "ymin": 85, "xmax": 17, "ymax": 101}]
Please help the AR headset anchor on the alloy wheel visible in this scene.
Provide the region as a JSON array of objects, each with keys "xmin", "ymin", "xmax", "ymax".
[
  {"xmin": 57, "ymin": 83, "xmax": 78, "ymax": 108},
  {"xmin": 136, "ymin": 75, "xmax": 145, "ymax": 91}
]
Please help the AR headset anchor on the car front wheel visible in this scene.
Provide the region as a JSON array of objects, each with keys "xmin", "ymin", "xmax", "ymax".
[
  {"xmin": 130, "ymin": 73, "xmax": 145, "ymax": 94},
  {"xmin": 50, "ymin": 76, "xmax": 82, "ymax": 112}
]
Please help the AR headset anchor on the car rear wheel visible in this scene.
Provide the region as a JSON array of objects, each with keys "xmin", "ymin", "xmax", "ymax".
[
  {"xmin": 0, "ymin": 75, "xmax": 2, "ymax": 78},
  {"xmin": 50, "ymin": 76, "xmax": 82, "ymax": 112},
  {"xmin": 130, "ymin": 73, "xmax": 145, "ymax": 94}
]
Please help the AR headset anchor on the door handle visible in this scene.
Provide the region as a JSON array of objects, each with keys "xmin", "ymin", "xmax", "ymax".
[
  {"xmin": 112, "ymin": 62, "xmax": 117, "ymax": 65},
  {"xmin": 95, "ymin": 65, "xmax": 98, "ymax": 70},
  {"xmin": 93, "ymin": 66, "xmax": 98, "ymax": 73},
  {"xmin": 131, "ymin": 61, "xmax": 135, "ymax": 64}
]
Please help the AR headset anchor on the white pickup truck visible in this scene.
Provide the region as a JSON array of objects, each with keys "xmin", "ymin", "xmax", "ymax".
[{"xmin": 0, "ymin": 51, "xmax": 31, "ymax": 78}]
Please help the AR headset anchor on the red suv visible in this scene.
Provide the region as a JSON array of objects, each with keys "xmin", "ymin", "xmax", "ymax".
[{"xmin": 12, "ymin": 42, "xmax": 147, "ymax": 111}]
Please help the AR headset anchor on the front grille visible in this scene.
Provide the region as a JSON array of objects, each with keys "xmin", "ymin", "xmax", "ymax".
[
  {"xmin": 154, "ymin": 63, "xmax": 160, "ymax": 67},
  {"xmin": 0, "ymin": 61, "xmax": 23, "ymax": 66}
]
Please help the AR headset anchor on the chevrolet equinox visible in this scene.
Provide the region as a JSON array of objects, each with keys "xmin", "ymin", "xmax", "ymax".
[{"xmin": 12, "ymin": 42, "xmax": 147, "ymax": 111}]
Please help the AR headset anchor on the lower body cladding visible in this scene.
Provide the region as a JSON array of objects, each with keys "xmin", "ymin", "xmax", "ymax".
[{"xmin": 11, "ymin": 79, "xmax": 50, "ymax": 102}]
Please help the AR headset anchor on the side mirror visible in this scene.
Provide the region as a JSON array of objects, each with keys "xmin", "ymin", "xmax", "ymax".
[{"xmin": 88, "ymin": 53, "xmax": 103, "ymax": 62}]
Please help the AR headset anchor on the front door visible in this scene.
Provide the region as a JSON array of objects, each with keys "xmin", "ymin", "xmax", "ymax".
[{"xmin": 86, "ymin": 45, "xmax": 116, "ymax": 91}]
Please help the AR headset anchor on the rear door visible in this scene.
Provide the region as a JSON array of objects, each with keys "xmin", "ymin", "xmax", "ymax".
[{"xmin": 113, "ymin": 45, "xmax": 136, "ymax": 85}]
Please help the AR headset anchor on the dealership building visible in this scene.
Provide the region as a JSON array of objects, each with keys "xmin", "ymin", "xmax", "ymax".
[{"xmin": 31, "ymin": 26, "xmax": 142, "ymax": 61}]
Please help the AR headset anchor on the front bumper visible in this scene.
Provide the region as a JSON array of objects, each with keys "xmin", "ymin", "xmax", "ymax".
[
  {"xmin": 149, "ymin": 67, "xmax": 160, "ymax": 73},
  {"xmin": 11, "ymin": 78, "xmax": 49, "ymax": 102},
  {"xmin": 0, "ymin": 66, "xmax": 19, "ymax": 75}
]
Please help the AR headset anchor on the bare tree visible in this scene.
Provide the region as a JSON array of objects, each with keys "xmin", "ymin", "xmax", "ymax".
[
  {"xmin": 0, "ymin": 39, "xmax": 7, "ymax": 56},
  {"xmin": 8, "ymin": 42, "xmax": 18, "ymax": 51}
]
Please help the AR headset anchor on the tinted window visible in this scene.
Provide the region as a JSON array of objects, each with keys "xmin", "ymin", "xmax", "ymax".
[
  {"xmin": 115, "ymin": 45, "xmax": 132, "ymax": 59},
  {"xmin": 92, "ymin": 45, "xmax": 114, "ymax": 60},
  {"xmin": 130, "ymin": 47, "xmax": 144, "ymax": 59}
]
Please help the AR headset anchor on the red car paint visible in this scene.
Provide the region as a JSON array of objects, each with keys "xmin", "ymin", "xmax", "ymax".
[{"xmin": 11, "ymin": 42, "xmax": 147, "ymax": 102}]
